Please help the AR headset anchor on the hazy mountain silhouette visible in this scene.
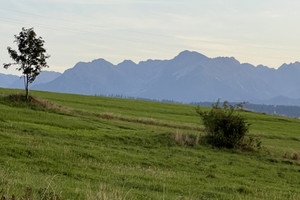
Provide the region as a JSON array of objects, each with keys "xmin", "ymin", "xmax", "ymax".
[
  {"xmin": 2, "ymin": 50, "xmax": 300, "ymax": 106},
  {"xmin": 0, "ymin": 71, "xmax": 61, "ymax": 89},
  {"xmin": 0, "ymin": 73, "xmax": 19, "ymax": 88}
]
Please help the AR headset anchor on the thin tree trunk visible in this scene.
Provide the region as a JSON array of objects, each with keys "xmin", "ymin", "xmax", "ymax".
[
  {"xmin": 25, "ymin": 85, "xmax": 29, "ymax": 101},
  {"xmin": 25, "ymin": 75, "xmax": 29, "ymax": 101}
]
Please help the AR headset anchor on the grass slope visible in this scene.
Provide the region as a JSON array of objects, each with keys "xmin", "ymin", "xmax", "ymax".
[{"xmin": 0, "ymin": 88, "xmax": 300, "ymax": 199}]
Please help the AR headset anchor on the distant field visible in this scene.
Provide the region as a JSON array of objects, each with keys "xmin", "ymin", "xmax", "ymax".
[{"xmin": 0, "ymin": 88, "xmax": 299, "ymax": 199}]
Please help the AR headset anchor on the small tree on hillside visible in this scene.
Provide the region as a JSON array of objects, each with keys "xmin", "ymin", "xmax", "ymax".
[{"xmin": 3, "ymin": 27, "xmax": 50, "ymax": 100}]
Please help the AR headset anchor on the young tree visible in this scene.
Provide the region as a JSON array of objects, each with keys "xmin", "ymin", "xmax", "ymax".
[{"xmin": 3, "ymin": 27, "xmax": 50, "ymax": 100}]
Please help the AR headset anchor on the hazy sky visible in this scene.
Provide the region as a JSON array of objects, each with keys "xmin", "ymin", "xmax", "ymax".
[{"xmin": 1, "ymin": 0, "xmax": 300, "ymax": 75}]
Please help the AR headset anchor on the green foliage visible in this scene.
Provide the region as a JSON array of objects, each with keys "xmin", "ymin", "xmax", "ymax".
[
  {"xmin": 0, "ymin": 89, "xmax": 300, "ymax": 199},
  {"xmin": 197, "ymin": 101, "xmax": 250, "ymax": 149},
  {"xmin": 3, "ymin": 27, "xmax": 49, "ymax": 100}
]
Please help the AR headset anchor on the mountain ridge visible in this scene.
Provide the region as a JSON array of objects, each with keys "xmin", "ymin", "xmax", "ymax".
[
  {"xmin": 2, "ymin": 50, "xmax": 300, "ymax": 106},
  {"xmin": 0, "ymin": 71, "xmax": 61, "ymax": 89}
]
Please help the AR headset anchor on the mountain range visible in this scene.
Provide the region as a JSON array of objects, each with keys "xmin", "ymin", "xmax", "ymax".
[
  {"xmin": 0, "ymin": 71, "xmax": 61, "ymax": 90},
  {"xmin": 1, "ymin": 50, "xmax": 300, "ymax": 106}
]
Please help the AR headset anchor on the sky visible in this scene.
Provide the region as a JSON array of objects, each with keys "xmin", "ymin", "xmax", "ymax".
[{"xmin": 1, "ymin": 0, "xmax": 300, "ymax": 75}]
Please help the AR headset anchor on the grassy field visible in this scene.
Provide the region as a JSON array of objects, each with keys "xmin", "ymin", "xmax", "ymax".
[{"xmin": 0, "ymin": 88, "xmax": 300, "ymax": 199}]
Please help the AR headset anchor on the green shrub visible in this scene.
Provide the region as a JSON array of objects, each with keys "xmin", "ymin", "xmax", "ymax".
[{"xmin": 196, "ymin": 101, "xmax": 250, "ymax": 149}]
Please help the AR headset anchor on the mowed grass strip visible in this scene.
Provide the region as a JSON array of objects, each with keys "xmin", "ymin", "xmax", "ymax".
[{"xmin": 0, "ymin": 88, "xmax": 299, "ymax": 199}]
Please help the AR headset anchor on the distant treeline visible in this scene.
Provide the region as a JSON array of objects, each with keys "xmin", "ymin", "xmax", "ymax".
[
  {"xmin": 96, "ymin": 94, "xmax": 300, "ymax": 118},
  {"xmin": 244, "ymin": 104, "xmax": 300, "ymax": 118},
  {"xmin": 193, "ymin": 102, "xmax": 300, "ymax": 118}
]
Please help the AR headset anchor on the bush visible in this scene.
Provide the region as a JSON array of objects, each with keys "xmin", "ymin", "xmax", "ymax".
[{"xmin": 196, "ymin": 101, "xmax": 250, "ymax": 149}]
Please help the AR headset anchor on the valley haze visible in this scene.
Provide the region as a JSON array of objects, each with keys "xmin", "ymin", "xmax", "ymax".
[{"xmin": 2, "ymin": 50, "xmax": 300, "ymax": 107}]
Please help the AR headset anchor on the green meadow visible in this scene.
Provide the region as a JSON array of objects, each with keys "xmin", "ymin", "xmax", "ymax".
[{"xmin": 0, "ymin": 88, "xmax": 299, "ymax": 199}]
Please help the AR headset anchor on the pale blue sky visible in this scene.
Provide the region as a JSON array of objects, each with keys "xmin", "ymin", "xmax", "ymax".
[{"xmin": 1, "ymin": 0, "xmax": 300, "ymax": 75}]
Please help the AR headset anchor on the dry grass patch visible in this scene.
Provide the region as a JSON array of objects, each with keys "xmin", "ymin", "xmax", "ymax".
[
  {"xmin": 86, "ymin": 182, "xmax": 132, "ymax": 200},
  {"xmin": 95, "ymin": 112, "xmax": 204, "ymax": 131},
  {"xmin": 7, "ymin": 94, "xmax": 71, "ymax": 113},
  {"xmin": 283, "ymin": 152, "xmax": 300, "ymax": 162},
  {"xmin": 173, "ymin": 131, "xmax": 200, "ymax": 146}
]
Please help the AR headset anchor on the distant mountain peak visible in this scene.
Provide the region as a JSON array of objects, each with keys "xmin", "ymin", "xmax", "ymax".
[
  {"xmin": 176, "ymin": 50, "xmax": 207, "ymax": 58},
  {"xmin": 172, "ymin": 50, "xmax": 208, "ymax": 64},
  {"xmin": 214, "ymin": 56, "xmax": 240, "ymax": 65},
  {"xmin": 118, "ymin": 60, "xmax": 136, "ymax": 66},
  {"xmin": 278, "ymin": 61, "xmax": 300, "ymax": 71},
  {"xmin": 91, "ymin": 58, "xmax": 113, "ymax": 65},
  {"xmin": 256, "ymin": 64, "xmax": 275, "ymax": 71}
]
